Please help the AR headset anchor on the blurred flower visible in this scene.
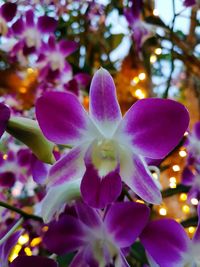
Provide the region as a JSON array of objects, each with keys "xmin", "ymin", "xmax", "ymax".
[
  {"xmin": 140, "ymin": 204, "xmax": 200, "ymax": 266},
  {"xmin": 0, "ymin": 3, "xmax": 17, "ymax": 36},
  {"xmin": 0, "ymin": 103, "xmax": 10, "ymax": 138},
  {"xmin": 43, "ymin": 201, "xmax": 149, "ymax": 267}
]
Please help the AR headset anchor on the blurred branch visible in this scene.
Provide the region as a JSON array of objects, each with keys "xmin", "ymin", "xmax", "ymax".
[
  {"xmin": 161, "ymin": 184, "xmax": 190, "ymax": 198},
  {"xmin": 0, "ymin": 201, "xmax": 43, "ymax": 222}
]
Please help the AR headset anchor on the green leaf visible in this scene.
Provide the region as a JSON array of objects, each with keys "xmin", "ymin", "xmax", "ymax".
[{"xmin": 6, "ymin": 117, "xmax": 55, "ymax": 164}]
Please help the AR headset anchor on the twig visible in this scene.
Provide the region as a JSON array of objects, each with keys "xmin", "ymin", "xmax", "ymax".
[{"xmin": 0, "ymin": 201, "xmax": 43, "ymax": 222}]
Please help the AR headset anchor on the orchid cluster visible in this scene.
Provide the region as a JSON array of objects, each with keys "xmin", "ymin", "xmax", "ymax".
[
  {"xmin": 0, "ymin": 1, "xmax": 199, "ymax": 267},
  {"xmin": 0, "ymin": 67, "xmax": 195, "ymax": 267}
]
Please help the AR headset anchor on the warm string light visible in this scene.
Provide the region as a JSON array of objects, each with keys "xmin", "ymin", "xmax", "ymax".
[
  {"xmin": 155, "ymin": 48, "xmax": 162, "ymax": 55},
  {"xmin": 182, "ymin": 204, "xmax": 190, "ymax": 214},
  {"xmin": 179, "ymin": 193, "xmax": 187, "ymax": 202},
  {"xmin": 150, "ymin": 55, "xmax": 157, "ymax": 64},
  {"xmin": 169, "ymin": 176, "xmax": 177, "ymax": 188},
  {"xmin": 179, "ymin": 150, "xmax": 187, "ymax": 157},
  {"xmin": 191, "ymin": 198, "xmax": 198, "ymax": 205},
  {"xmin": 172, "ymin": 165, "xmax": 180, "ymax": 172},
  {"xmin": 3, "ymin": 154, "xmax": 8, "ymax": 160},
  {"xmin": 153, "ymin": 8, "xmax": 159, "ymax": 16},
  {"xmin": 159, "ymin": 207, "xmax": 167, "ymax": 216},
  {"xmin": 134, "ymin": 89, "xmax": 146, "ymax": 99}
]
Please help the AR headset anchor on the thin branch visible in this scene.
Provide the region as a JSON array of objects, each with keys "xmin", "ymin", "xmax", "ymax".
[
  {"xmin": 0, "ymin": 217, "xmax": 24, "ymax": 245},
  {"xmin": 0, "ymin": 201, "xmax": 43, "ymax": 222}
]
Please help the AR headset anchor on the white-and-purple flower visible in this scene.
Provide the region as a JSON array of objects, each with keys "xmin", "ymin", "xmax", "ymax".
[
  {"xmin": 43, "ymin": 201, "xmax": 150, "ymax": 267},
  {"xmin": 36, "ymin": 35, "xmax": 78, "ymax": 83},
  {"xmin": 36, "ymin": 68, "xmax": 189, "ymax": 220},
  {"xmin": 11, "ymin": 9, "xmax": 57, "ymax": 56}
]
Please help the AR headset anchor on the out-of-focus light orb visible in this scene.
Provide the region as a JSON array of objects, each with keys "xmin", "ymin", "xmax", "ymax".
[
  {"xmin": 191, "ymin": 198, "xmax": 198, "ymax": 205},
  {"xmin": 159, "ymin": 207, "xmax": 167, "ymax": 216},
  {"xmin": 182, "ymin": 205, "xmax": 190, "ymax": 214},
  {"xmin": 134, "ymin": 89, "xmax": 145, "ymax": 99},
  {"xmin": 180, "ymin": 193, "xmax": 187, "ymax": 201},
  {"xmin": 172, "ymin": 165, "xmax": 180, "ymax": 172},
  {"xmin": 138, "ymin": 72, "xmax": 146, "ymax": 80},
  {"xmin": 155, "ymin": 48, "xmax": 162, "ymax": 55},
  {"xmin": 18, "ymin": 234, "xmax": 29, "ymax": 245},
  {"xmin": 179, "ymin": 150, "xmax": 187, "ymax": 157},
  {"xmin": 150, "ymin": 55, "xmax": 157, "ymax": 63},
  {"xmin": 153, "ymin": 9, "xmax": 159, "ymax": 16}
]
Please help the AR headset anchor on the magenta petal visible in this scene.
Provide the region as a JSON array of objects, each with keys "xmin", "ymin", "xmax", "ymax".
[
  {"xmin": 59, "ymin": 40, "xmax": 78, "ymax": 57},
  {"xmin": 31, "ymin": 155, "xmax": 49, "ymax": 184},
  {"xmin": 37, "ymin": 16, "xmax": 57, "ymax": 33},
  {"xmin": 36, "ymin": 91, "xmax": 92, "ymax": 145},
  {"xmin": 182, "ymin": 167, "xmax": 195, "ymax": 185},
  {"xmin": 48, "ymin": 146, "xmax": 85, "ymax": 187},
  {"xmin": 117, "ymin": 98, "xmax": 189, "ymax": 159},
  {"xmin": 193, "ymin": 204, "xmax": 200, "ymax": 242},
  {"xmin": 81, "ymin": 163, "xmax": 122, "ymax": 209},
  {"xmin": 0, "ymin": 103, "xmax": 10, "ymax": 138},
  {"xmin": 74, "ymin": 73, "xmax": 91, "ymax": 87},
  {"xmin": 1, "ymin": 3, "xmax": 17, "ymax": 22},
  {"xmin": 104, "ymin": 202, "xmax": 150, "ymax": 248},
  {"xmin": 25, "ymin": 10, "xmax": 34, "ymax": 27},
  {"xmin": 69, "ymin": 251, "xmax": 87, "ymax": 267},
  {"xmin": 75, "ymin": 202, "xmax": 101, "ymax": 228},
  {"xmin": 89, "ymin": 68, "xmax": 122, "ymax": 136},
  {"xmin": 12, "ymin": 18, "xmax": 25, "ymax": 35},
  {"xmin": 194, "ymin": 122, "xmax": 200, "ymax": 139},
  {"xmin": 43, "ymin": 215, "xmax": 86, "ymax": 255},
  {"xmin": 140, "ymin": 219, "xmax": 189, "ymax": 267},
  {"xmin": 0, "ymin": 230, "xmax": 22, "ymax": 264},
  {"xmin": 10, "ymin": 256, "xmax": 58, "ymax": 267},
  {"xmin": 121, "ymin": 154, "xmax": 162, "ymax": 204},
  {"xmin": 0, "ymin": 172, "xmax": 16, "ymax": 187}
]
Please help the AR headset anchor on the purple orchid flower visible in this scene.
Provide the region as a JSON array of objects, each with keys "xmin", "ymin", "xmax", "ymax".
[
  {"xmin": 11, "ymin": 10, "xmax": 57, "ymax": 56},
  {"xmin": 124, "ymin": 0, "xmax": 151, "ymax": 52},
  {"xmin": 43, "ymin": 201, "xmax": 150, "ymax": 267},
  {"xmin": 182, "ymin": 166, "xmax": 200, "ymax": 202},
  {"xmin": 0, "ymin": 3, "xmax": 17, "ymax": 36},
  {"xmin": 36, "ymin": 35, "xmax": 78, "ymax": 83},
  {"xmin": 0, "ymin": 103, "xmax": 10, "ymax": 138},
  {"xmin": 0, "ymin": 230, "xmax": 22, "ymax": 267},
  {"xmin": 35, "ymin": 68, "xmax": 189, "ymax": 218},
  {"xmin": 10, "ymin": 256, "xmax": 58, "ymax": 267},
  {"xmin": 140, "ymin": 204, "xmax": 200, "ymax": 266}
]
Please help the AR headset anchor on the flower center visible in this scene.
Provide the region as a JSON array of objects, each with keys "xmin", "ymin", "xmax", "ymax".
[{"xmin": 91, "ymin": 139, "xmax": 119, "ymax": 177}]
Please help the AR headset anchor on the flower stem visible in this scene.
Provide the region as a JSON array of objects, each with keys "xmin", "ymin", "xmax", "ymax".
[
  {"xmin": 0, "ymin": 201, "xmax": 43, "ymax": 222},
  {"xmin": 0, "ymin": 217, "xmax": 24, "ymax": 245}
]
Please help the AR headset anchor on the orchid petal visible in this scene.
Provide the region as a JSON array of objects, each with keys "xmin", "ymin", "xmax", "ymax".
[
  {"xmin": 120, "ymin": 152, "xmax": 162, "ymax": 204},
  {"xmin": 104, "ymin": 202, "xmax": 150, "ymax": 248},
  {"xmin": 38, "ymin": 179, "xmax": 81, "ymax": 223},
  {"xmin": 182, "ymin": 167, "xmax": 195, "ymax": 185},
  {"xmin": 36, "ymin": 91, "xmax": 98, "ymax": 145},
  {"xmin": 58, "ymin": 40, "xmax": 78, "ymax": 57},
  {"xmin": 47, "ymin": 146, "xmax": 86, "ymax": 187},
  {"xmin": 43, "ymin": 215, "xmax": 87, "ymax": 255},
  {"xmin": 37, "ymin": 16, "xmax": 57, "ymax": 33},
  {"xmin": 194, "ymin": 122, "xmax": 200, "ymax": 139},
  {"xmin": 1, "ymin": 3, "xmax": 17, "ymax": 22},
  {"xmin": 0, "ymin": 230, "xmax": 22, "ymax": 264},
  {"xmin": 89, "ymin": 68, "xmax": 122, "ymax": 137},
  {"xmin": 25, "ymin": 10, "xmax": 34, "ymax": 27},
  {"xmin": 193, "ymin": 203, "xmax": 200, "ymax": 242},
  {"xmin": 31, "ymin": 155, "xmax": 49, "ymax": 184},
  {"xmin": 0, "ymin": 103, "xmax": 10, "ymax": 138},
  {"xmin": 81, "ymin": 155, "xmax": 122, "ymax": 208},
  {"xmin": 12, "ymin": 18, "xmax": 25, "ymax": 35},
  {"xmin": 10, "ymin": 256, "xmax": 58, "ymax": 267},
  {"xmin": 140, "ymin": 219, "xmax": 189, "ymax": 267},
  {"xmin": 75, "ymin": 202, "xmax": 101, "ymax": 228},
  {"xmin": 115, "ymin": 98, "xmax": 189, "ymax": 159}
]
